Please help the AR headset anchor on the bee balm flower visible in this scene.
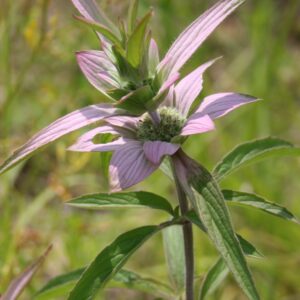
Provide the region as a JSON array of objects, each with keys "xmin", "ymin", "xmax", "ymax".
[
  {"xmin": 0, "ymin": 0, "xmax": 256, "ymax": 179},
  {"xmin": 69, "ymin": 57, "xmax": 257, "ymax": 190}
]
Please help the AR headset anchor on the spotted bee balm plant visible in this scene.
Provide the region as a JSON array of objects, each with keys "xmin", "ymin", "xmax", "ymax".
[{"xmin": 1, "ymin": 0, "xmax": 300, "ymax": 299}]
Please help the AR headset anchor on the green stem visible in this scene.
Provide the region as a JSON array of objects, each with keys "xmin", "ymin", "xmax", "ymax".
[{"xmin": 171, "ymin": 158, "xmax": 194, "ymax": 300}]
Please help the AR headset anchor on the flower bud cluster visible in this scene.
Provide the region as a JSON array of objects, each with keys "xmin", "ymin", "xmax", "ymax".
[{"xmin": 137, "ymin": 107, "xmax": 186, "ymax": 142}]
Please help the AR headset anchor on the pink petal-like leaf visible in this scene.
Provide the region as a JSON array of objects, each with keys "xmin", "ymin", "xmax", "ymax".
[
  {"xmin": 105, "ymin": 115, "xmax": 140, "ymax": 132},
  {"xmin": 109, "ymin": 141, "xmax": 158, "ymax": 191},
  {"xmin": 158, "ymin": 72, "xmax": 180, "ymax": 96},
  {"xmin": 1, "ymin": 246, "xmax": 52, "ymax": 300},
  {"xmin": 68, "ymin": 126, "xmax": 127, "ymax": 152},
  {"xmin": 76, "ymin": 51, "xmax": 120, "ymax": 95},
  {"xmin": 196, "ymin": 93, "xmax": 259, "ymax": 119},
  {"xmin": 151, "ymin": 72, "xmax": 180, "ymax": 109},
  {"xmin": 161, "ymin": 85, "xmax": 175, "ymax": 108},
  {"xmin": 174, "ymin": 58, "xmax": 220, "ymax": 116},
  {"xmin": 181, "ymin": 114, "xmax": 215, "ymax": 136},
  {"xmin": 143, "ymin": 141, "xmax": 180, "ymax": 165},
  {"xmin": 148, "ymin": 38, "xmax": 160, "ymax": 76},
  {"xmin": 157, "ymin": 0, "xmax": 244, "ymax": 78},
  {"xmin": 71, "ymin": 0, "xmax": 117, "ymax": 33},
  {"xmin": 0, "ymin": 104, "xmax": 122, "ymax": 175}
]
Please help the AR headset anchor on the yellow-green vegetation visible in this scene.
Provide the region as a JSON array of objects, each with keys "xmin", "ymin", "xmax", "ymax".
[{"xmin": 0, "ymin": 0, "xmax": 300, "ymax": 299}]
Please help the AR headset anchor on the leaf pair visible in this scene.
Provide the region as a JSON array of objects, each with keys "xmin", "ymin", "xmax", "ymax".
[
  {"xmin": 35, "ymin": 268, "xmax": 173, "ymax": 300},
  {"xmin": 48, "ymin": 192, "xmax": 175, "ymax": 299},
  {"xmin": 64, "ymin": 188, "xmax": 265, "ymax": 299},
  {"xmin": 175, "ymin": 137, "xmax": 300, "ymax": 299}
]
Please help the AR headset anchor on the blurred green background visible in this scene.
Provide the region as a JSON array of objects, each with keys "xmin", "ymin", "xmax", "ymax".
[{"xmin": 1, "ymin": 0, "xmax": 300, "ymax": 299}]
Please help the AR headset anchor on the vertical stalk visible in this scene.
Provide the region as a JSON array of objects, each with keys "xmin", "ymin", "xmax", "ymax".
[{"xmin": 171, "ymin": 158, "xmax": 194, "ymax": 300}]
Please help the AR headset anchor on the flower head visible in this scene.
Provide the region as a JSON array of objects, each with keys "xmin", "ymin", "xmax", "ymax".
[
  {"xmin": 69, "ymin": 57, "xmax": 257, "ymax": 191},
  {"xmin": 0, "ymin": 0, "xmax": 258, "ymax": 183}
]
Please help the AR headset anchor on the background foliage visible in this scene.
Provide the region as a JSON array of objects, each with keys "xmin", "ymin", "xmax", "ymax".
[{"xmin": 0, "ymin": 0, "xmax": 300, "ymax": 299}]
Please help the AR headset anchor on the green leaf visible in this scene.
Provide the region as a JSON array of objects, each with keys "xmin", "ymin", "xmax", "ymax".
[
  {"xmin": 160, "ymin": 158, "xmax": 173, "ymax": 180},
  {"xmin": 188, "ymin": 211, "xmax": 262, "ymax": 300},
  {"xmin": 199, "ymin": 258, "xmax": 228, "ymax": 300},
  {"xmin": 127, "ymin": 0, "xmax": 139, "ymax": 34},
  {"xmin": 126, "ymin": 10, "xmax": 153, "ymax": 68},
  {"xmin": 213, "ymin": 137, "xmax": 300, "ymax": 181},
  {"xmin": 198, "ymin": 236, "xmax": 263, "ymax": 300},
  {"xmin": 35, "ymin": 268, "xmax": 85, "ymax": 299},
  {"xmin": 112, "ymin": 269, "xmax": 174, "ymax": 297},
  {"xmin": 188, "ymin": 165, "xmax": 260, "ymax": 300},
  {"xmin": 67, "ymin": 191, "xmax": 173, "ymax": 215},
  {"xmin": 36, "ymin": 268, "xmax": 174, "ymax": 299},
  {"xmin": 115, "ymin": 85, "xmax": 154, "ymax": 115},
  {"xmin": 186, "ymin": 211, "xmax": 262, "ymax": 258},
  {"xmin": 187, "ymin": 210, "xmax": 262, "ymax": 299},
  {"xmin": 112, "ymin": 45, "xmax": 138, "ymax": 80},
  {"xmin": 74, "ymin": 16, "xmax": 122, "ymax": 47},
  {"xmin": 223, "ymin": 190, "xmax": 300, "ymax": 224},
  {"xmin": 235, "ymin": 234, "xmax": 262, "ymax": 259},
  {"xmin": 118, "ymin": 19, "xmax": 127, "ymax": 46},
  {"xmin": 67, "ymin": 226, "xmax": 159, "ymax": 300},
  {"xmin": 98, "ymin": 134, "xmax": 113, "ymax": 182},
  {"xmin": 2, "ymin": 246, "xmax": 51, "ymax": 300},
  {"xmin": 162, "ymin": 225, "xmax": 185, "ymax": 294}
]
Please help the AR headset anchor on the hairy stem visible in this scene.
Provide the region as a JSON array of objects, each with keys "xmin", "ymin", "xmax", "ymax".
[{"xmin": 171, "ymin": 158, "xmax": 194, "ymax": 300}]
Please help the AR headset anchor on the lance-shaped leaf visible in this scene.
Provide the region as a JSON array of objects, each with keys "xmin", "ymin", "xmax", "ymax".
[
  {"xmin": 0, "ymin": 104, "xmax": 123, "ymax": 175},
  {"xmin": 199, "ymin": 258, "xmax": 228, "ymax": 300},
  {"xmin": 186, "ymin": 211, "xmax": 262, "ymax": 259},
  {"xmin": 36, "ymin": 268, "xmax": 174, "ymax": 300},
  {"xmin": 213, "ymin": 137, "xmax": 300, "ymax": 181},
  {"xmin": 127, "ymin": 0, "xmax": 139, "ymax": 34},
  {"xmin": 157, "ymin": 0, "xmax": 245, "ymax": 79},
  {"xmin": 190, "ymin": 168, "xmax": 260, "ymax": 300},
  {"xmin": 174, "ymin": 153, "xmax": 260, "ymax": 300},
  {"xmin": 112, "ymin": 269, "xmax": 174, "ymax": 297},
  {"xmin": 148, "ymin": 39, "xmax": 160, "ymax": 77},
  {"xmin": 199, "ymin": 235, "xmax": 263, "ymax": 300},
  {"xmin": 186, "ymin": 211, "xmax": 262, "ymax": 300},
  {"xmin": 2, "ymin": 246, "xmax": 51, "ymax": 300},
  {"xmin": 223, "ymin": 190, "xmax": 300, "ymax": 224},
  {"xmin": 163, "ymin": 225, "xmax": 185, "ymax": 294},
  {"xmin": 67, "ymin": 191, "xmax": 174, "ymax": 215},
  {"xmin": 35, "ymin": 268, "xmax": 85, "ymax": 299},
  {"xmin": 67, "ymin": 226, "xmax": 160, "ymax": 300},
  {"xmin": 127, "ymin": 10, "xmax": 153, "ymax": 68}
]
